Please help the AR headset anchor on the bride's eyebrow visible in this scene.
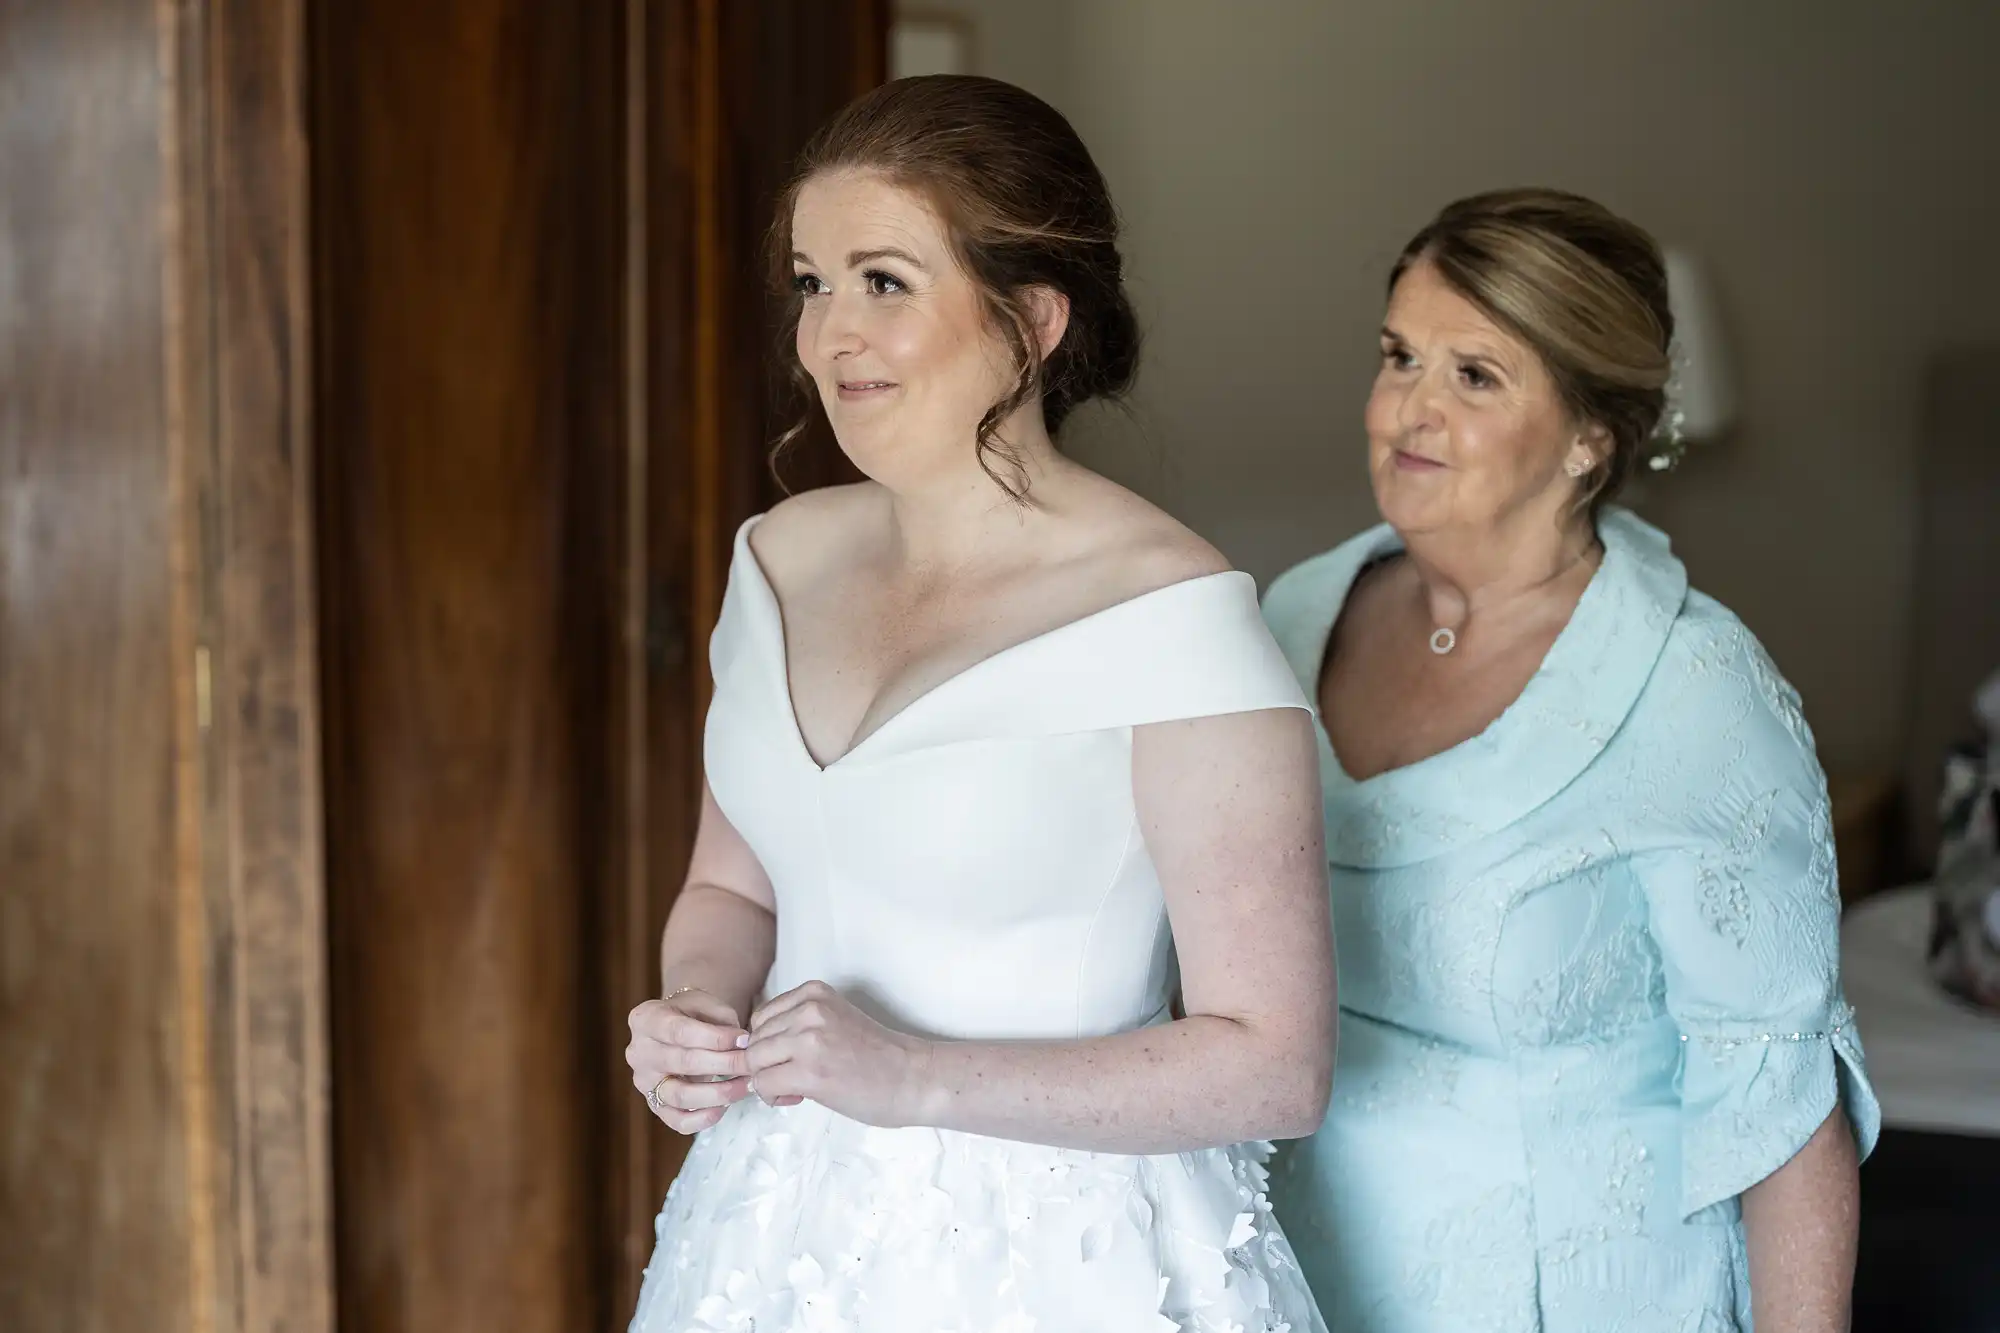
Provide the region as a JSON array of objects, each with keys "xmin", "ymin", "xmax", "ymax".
[
  {"xmin": 789, "ymin": 247, "xmax": 929, "ymax": 272},
  {"xmin": 847, "ymin": 247, "xmax": 927, "ymax": 271}
]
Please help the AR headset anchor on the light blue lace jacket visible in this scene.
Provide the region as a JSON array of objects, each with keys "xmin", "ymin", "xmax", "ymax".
[{"xmin": 1263, "ymin": 508, "xmax": 1879, "ymax": 1333}]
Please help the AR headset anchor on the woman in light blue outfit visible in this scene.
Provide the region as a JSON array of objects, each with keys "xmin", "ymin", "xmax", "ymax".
[{"xmin": 1265, "ymin": 190, "xmax": 1878, "ymax": 1333}]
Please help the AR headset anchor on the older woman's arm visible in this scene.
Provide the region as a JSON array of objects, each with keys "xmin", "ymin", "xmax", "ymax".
[
  {"xmin": 1742, "ymin": 1109, "xmax": 1861, "ymax": 1333},
  {"xmin": 1630, "ymin": 619, "xmax": 1881, "ymax": 1323}
]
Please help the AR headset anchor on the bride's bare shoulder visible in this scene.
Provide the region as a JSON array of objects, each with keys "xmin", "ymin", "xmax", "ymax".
[
  {"xmin": 746, "ymin": 483, "xmax": 884, "ymax": 586},
  {"xmin": 1065, "ymin": 474, "xmax": 1233, "ymax": 596}
]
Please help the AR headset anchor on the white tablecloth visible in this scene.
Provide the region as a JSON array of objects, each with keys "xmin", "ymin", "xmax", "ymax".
[{"xmin": 1843, "ymin": 885, "xmax": 2000, "ymax": 1138}]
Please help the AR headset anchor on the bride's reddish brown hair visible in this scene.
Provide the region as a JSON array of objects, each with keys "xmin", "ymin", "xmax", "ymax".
[{"xmin": 767, "ymin": 75, "xmax": 1140, "ymax": 498}]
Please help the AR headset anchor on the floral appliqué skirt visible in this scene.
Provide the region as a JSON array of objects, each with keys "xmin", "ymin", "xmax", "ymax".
[{"xmin": 629, "ymin": 1098, "xmax": 1326, "ymax": 1333}]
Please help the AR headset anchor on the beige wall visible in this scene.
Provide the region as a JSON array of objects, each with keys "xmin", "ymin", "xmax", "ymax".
[{"xmin": 898, "ymin": 0, "xmax": 2000, "ymax": 775}]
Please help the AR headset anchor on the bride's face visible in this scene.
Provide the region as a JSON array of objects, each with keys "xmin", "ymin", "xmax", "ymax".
[{"xmin": 789, "ymin": 170, "xmax": 1017, "ymax": 483}]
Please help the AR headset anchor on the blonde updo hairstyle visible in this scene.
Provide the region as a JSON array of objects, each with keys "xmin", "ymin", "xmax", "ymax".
[{"xmin": 1390, "ymin": 188, "xmax": 1676, "ymax": 513}]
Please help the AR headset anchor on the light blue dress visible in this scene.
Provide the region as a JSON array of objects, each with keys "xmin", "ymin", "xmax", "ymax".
[{"xmin": 1262, "ymin": 509, "xmax": 1880, "ymax": 1333}]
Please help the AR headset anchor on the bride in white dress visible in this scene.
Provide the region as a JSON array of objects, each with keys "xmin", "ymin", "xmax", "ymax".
[{"xmin": 625, "ymin": 75, "xmax": 1335, "ymax": 1333}]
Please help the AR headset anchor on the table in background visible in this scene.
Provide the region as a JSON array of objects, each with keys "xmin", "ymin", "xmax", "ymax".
[{"xmin": 1844, "ymin": 887, "xmax": 2000, "ymax": 1333}]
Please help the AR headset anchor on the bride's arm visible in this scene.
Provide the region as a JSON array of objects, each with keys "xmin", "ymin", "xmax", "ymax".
[
  {"xmin": 625, "ymin": 782, "xmax": 775, "ymax": 1133},
  {"xmin": 657, "ymin": 781, "xmax": 779, "ymax": 1022},
  {"xmin": 745, "ymin": 707, "xmax": 1338, "ymax": 1152}
]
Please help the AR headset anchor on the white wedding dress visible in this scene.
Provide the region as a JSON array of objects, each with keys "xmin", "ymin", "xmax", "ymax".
[{"xmin": 630, "ymin": 518, "xmax": 1328, "ymax": 1333}]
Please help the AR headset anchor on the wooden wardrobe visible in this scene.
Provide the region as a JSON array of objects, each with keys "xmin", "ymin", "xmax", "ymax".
[{"xmin": 0, "ymin": 3, "xmax": 882, "ymax": 1331}]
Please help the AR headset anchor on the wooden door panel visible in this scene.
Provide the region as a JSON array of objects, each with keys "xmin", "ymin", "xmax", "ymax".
[
  {"xmin": 2, "ymin": 2, "xmax": 329, "ymax": 1331},
  {"xmin": 311, "ymin": 3, "xmax": 623, "ymax": 1329},
  {"xmin": 0, "ymin": 3, "xmax": 193, "ymax": 1323}
]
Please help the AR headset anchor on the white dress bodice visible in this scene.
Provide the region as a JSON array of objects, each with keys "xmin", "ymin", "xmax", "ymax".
[{"xmin": 707, "ymin": 517, "xmax": 1309, "ymax": 1042}]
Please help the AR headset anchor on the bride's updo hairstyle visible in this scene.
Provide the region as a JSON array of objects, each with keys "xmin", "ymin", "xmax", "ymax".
[{"xmin": 768, "ymin": 75, "xmax": 1141, "ymax": 497}]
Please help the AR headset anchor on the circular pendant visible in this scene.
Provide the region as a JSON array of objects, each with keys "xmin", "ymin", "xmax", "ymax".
[{"xmin": 1428, "ymin": 626, "xmax": 1457, "ymax": 655}]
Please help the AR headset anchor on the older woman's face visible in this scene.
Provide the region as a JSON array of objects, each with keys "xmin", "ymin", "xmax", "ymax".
[
  {"xmin": 789, "ymin": 170, "xmax": 1016, "ymax": 484},
  {"xmin": 1365, "ymin": 259, "xmax": 1598, "ymax": 538}
]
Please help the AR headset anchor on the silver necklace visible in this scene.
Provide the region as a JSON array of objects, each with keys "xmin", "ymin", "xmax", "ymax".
[{"xmin": 1425, "ymin": 543, "xmax": 1595, "ymax": 658}]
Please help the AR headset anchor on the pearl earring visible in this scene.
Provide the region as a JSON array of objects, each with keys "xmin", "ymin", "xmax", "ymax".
[{"xmin": 1566, "ymin": 458, "xmax": 1589, "ymax": 478}]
